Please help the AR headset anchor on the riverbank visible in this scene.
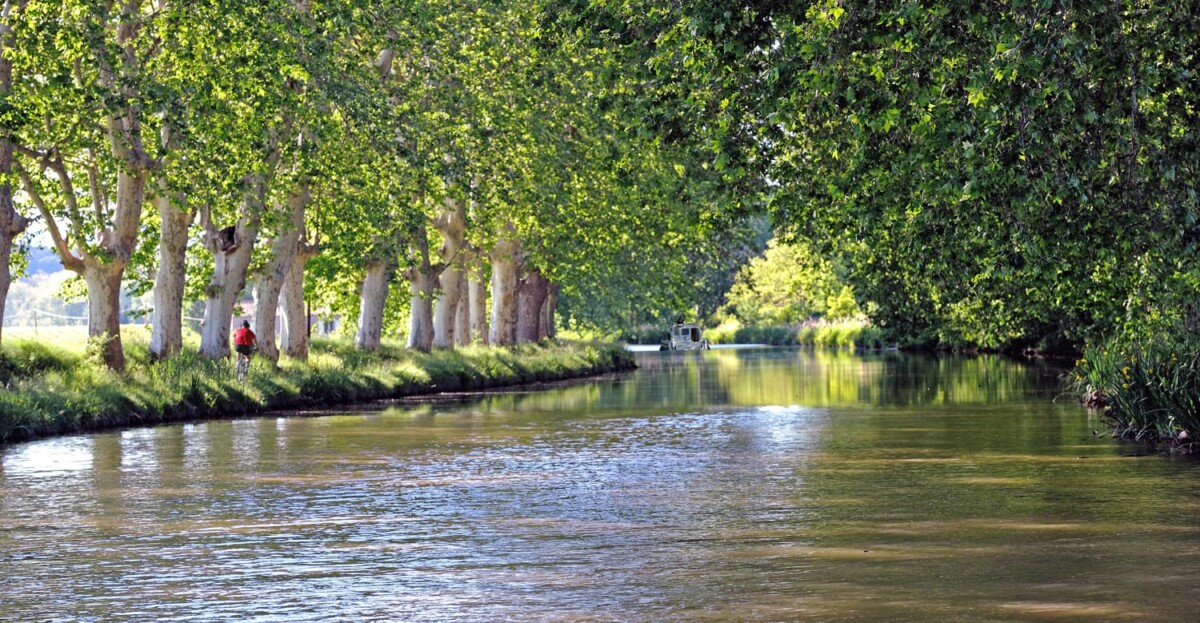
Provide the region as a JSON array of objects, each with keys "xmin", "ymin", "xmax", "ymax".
[{"xmin": 0, "ymin": 339, "xmax": 636, "ymax": 444}]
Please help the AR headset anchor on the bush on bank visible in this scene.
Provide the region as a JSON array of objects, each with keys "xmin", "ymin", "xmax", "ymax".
[
  {"xmin": 0, "ymin": 339, "xmax": 636, "ymax": 444},
  {"xmin": 706, "ymin": 319, "xmax": 887, "ymax": 349},
  {"xmin": 1072, "ymin": 333, "xmax": 1200, "ymax": 451}
]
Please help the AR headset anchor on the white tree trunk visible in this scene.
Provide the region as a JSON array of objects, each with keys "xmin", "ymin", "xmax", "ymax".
[
  {"xmin": 149, "ymin": 185, "xmax": 193, "ymax": 360},
  {"xmin": 199, "ymin": 216, "xmax": 258, "ymax": 359},
  {"xmin": 517, "ymin": 268, "xmax": 549, "ymax": 344},
  {"xmin": 468, "ymin": 267, "xmax": 488, "ymax": 346},
  {"xmin": 355, "ymin": 259, "xmax": 390, "ymax": 352},
  {"xmin": 454, "ymin": 280, "xmax": 471, "ymax": 346},
  {"xmin": 82, "ymin": 261, "xmax": 126, "ymax": 370},
  {"xmin": 251, "ymin": 182, "xmax": 309, "ymax": 362},
  {"xmin": 280, "ymin": 244, "xmax": 316, "ymax": 360},
  {"xmin": 488, "ymin": 234, "xmax": 520, "ymax": 346},
  {"xmin": 433, "ymin": 265, "xmax": 463, "ymax": 348},
  {"xmin": 432, "ymin": 198, "xmax": 466, "ymax": 348}
]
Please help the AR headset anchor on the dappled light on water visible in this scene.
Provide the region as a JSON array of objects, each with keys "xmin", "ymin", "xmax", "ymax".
[{"xmin": 3, "ymin": 349, "xmax": 1200, "ymax": 621}]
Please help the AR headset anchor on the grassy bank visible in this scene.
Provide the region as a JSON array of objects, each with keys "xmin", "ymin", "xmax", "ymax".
[
  {"xmin": 1072, "ymin": 334, "xmax": 1200, "ymax": 452},
  {"xmin": 0, "ymin": 337, "xmax": 635, "ymax": 444}
]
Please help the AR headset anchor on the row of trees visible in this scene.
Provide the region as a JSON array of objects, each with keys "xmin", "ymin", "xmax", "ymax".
[
  {"xmin": 590, "ymin": 0, "xmax": 1200, "ymax": 350},
  {"xmin": 11, "ymin": 2, "xmax": 1185, "ymax": 361},
  {"xmin": 1, "ymin": 0, "xmax": 756, "ymax": 369}
]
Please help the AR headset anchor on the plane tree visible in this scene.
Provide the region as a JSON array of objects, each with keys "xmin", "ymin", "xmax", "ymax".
[{"xmin": 11, "ymin": 0, "xmax": 169, "ymax": 369}]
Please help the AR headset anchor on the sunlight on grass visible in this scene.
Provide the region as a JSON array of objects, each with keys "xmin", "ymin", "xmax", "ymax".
[{"xmin": 0, "ymin": 338, "xmax": 634, "ymax": 443}]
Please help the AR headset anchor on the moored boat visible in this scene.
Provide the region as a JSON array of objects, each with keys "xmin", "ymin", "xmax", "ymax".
[{"xmin": 659, "ymin": 323, "xmax": 710, "ymax": 351}]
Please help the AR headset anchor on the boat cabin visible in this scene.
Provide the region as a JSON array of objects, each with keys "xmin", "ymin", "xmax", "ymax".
[{"xmin": 660, "ymin": 323, "xmax": 710, "ymax": 351}]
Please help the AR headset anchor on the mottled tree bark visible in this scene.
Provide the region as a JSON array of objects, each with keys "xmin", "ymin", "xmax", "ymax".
[
  {"xmin": 280, "ymin": 242, "xmax": 317, "ymax": 360},
  {"xmin": 82, "ymin": 261, "xmax": 126, "ymax": 369},
  {"xmin": 468, "ymin": 266, "xmax": 488, "ymax": 345},
  {"xmin": 406, "ymin": 221, "xmax": 437, "ymax": 352},
  {"xmin": 0, "ymin": 146, "xmax": 27, "ymax": 346},
  {"xmin": 251, "ymin": 181, "xmax": 309, "ymax": 362},
  {"xmin": 488, "ymin": 231, "xmax": 520, "ymax": 346},
  {"xmin": 454, "ymin": 279, "xmax": 471, "ymax": 346},
  {"xmin": 516, "ymin": 268, "xmax": 549, "ymax": 344},
  {"xmin": 355, "ymin": 259, "xmax": 390, "ymax": 352},
  {"xmin": 148, "ymin": 168, "xmax": 194, "ymax": 360},
  {"xmin": 431, "ymin": 198, "xmax": 466, "ymax": 348}
]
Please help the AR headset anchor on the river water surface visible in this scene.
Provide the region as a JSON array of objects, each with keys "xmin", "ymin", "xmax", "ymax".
[{"xmin": 3, "ymin": 349, "xmax": 1200, "ymax": 622}]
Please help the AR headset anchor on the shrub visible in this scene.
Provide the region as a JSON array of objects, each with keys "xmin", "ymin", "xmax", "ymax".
[{"xmin": 707, "ymin": 320, "xmax": 741, "ymax": 345}]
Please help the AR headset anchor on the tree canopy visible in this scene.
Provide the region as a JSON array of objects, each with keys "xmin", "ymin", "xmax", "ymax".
[{"xmin": 5, "ymin": 1, "xmax": 1197, "ymax": 361}]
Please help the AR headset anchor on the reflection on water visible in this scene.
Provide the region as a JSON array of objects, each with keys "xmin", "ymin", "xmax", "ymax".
[{"xmin": 2, "ymin": 349, "xmax": 1200, "ymax": 622}]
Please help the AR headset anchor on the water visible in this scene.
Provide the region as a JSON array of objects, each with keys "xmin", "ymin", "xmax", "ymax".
[{"xmin": 3, "ymin": 349, "xmax": 1199, "ymax": 622}]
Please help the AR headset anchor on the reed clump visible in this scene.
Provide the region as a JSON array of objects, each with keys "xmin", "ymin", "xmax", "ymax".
[
  {"xmin": 0, "ymin": 339, "xmax": 635, "ymax": 444},
  {"xmin": 1072, "ymin": 334, "xmax": 1200, "ymax": 451}
]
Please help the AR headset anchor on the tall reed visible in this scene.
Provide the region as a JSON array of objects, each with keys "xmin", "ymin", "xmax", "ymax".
[{"xmin": 1072, "ymin": 334, "xmax": 1200, "ymax": 449}]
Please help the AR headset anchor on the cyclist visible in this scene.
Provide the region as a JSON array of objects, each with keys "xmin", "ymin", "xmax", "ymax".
[{"xmin": 233, "ymin": 320, "xmax": 256, "ymax": 379}]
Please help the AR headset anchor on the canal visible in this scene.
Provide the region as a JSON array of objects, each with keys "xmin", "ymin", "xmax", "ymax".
[{"xmin": 3, "ymin": 348, "xmax": 1200, "ymax": 622}]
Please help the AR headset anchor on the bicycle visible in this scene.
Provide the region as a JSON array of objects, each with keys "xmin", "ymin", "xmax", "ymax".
[{"xmin": 235, "ymin": 347, "xmax": 255, "ymax": 383}]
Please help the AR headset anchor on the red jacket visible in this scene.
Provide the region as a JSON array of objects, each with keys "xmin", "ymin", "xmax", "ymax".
[{"xmin": 234, "ymin": 327, "xmax": 256, "ymax": 346}]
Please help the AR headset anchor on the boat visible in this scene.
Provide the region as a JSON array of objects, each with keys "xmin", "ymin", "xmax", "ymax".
[{"xmin": 659, "ymin": 323, "xmax": 710, "ymax": 351}]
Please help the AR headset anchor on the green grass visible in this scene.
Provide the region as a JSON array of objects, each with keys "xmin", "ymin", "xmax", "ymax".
[
  {"xmin": 0, "ymin": 336, "xmax": 636, "ymax": 444},
  {"xmin": 1071, "ymin": 334, "xmax": 1200, "ymax": 450}
]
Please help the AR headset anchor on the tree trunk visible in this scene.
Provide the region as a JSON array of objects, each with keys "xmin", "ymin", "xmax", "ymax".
[
  {"xmin": 454, "ymin": 279, "xmax": 471, "ymax": 346},
  {"xmin": 0, "ymin": 225, "xmax": 19, "ymax": 345},
  {"xmin": 406, "ymin": 221, "xmax": 436, "ymax": 352},
  {"xmin": 407, "ymin": 269, "xmax": 435, "ymax": 352},
  {"xmin": 148, "ymin": 183, "xmax": 193, "ymax": 360},
  {"xmin": 199, "ymin": 214, "xmax": 258, "ymax": 359},
  {"xmin": 87, "ymin": 168, "xmax": 146, "ymax": 371},
  {"xmin": 82, "ymin": 260, "xmax": 126, "ymax": 370},
  {"xmin": 355, "ymin": 259, "xmax": 390, "ymax": 352},
  {"xmin": 468, "ymin": 267, "xmax": 488, "ymax": 346},
  {"xmin": 432, "ymin": 198, "xmax": 466, "ymax": 348},
  {"xmin": 0, "ymin": 30, "xmax": 28, "ymax": 347},
  {"xmin": 280, "ymin": 243, "xmax": 317, "ymax": 360},
  {"xmin": 433, "ymin": 265, "xmax": 464, "ymax": 348},
  {"xmin": 251, "ymin": 182, "xmax": 309, "ymax": 363},
  {"xmin": 517, "ymin": 268, "xmax": 549, "ymax": 344},
  {"xmin": 541, "ymin": 282, "xmax": 560, "ymax": 340},
  {"xmin": 488, "ymin": 234, "xmax": 520, "ymax": 346},
  {"xmin": 0, "ymin": 147, "xmax": 28, "ymax": 348}
]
